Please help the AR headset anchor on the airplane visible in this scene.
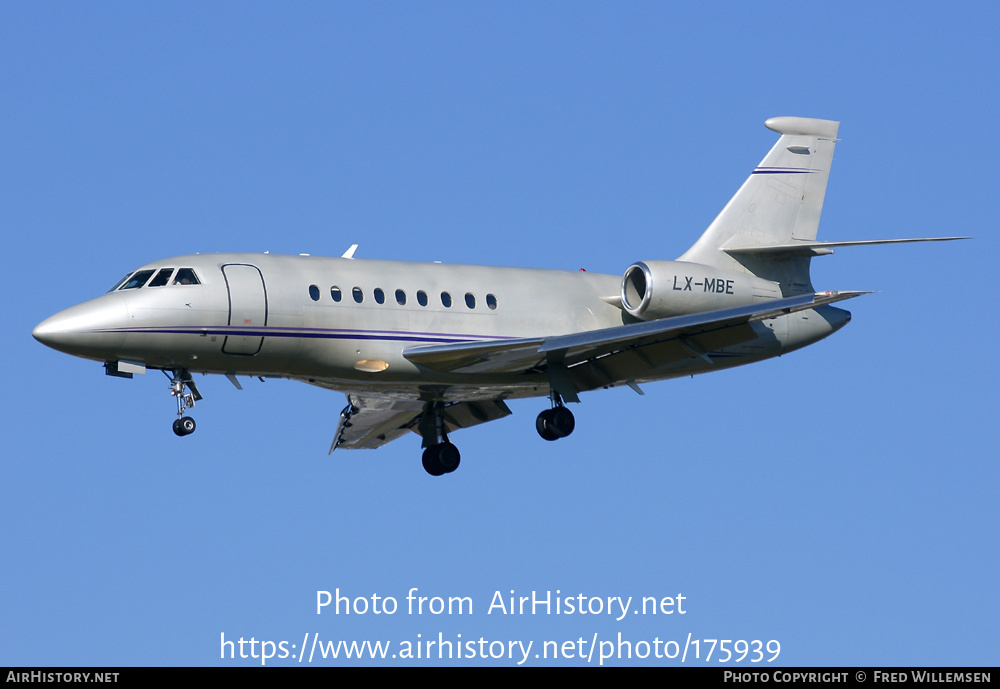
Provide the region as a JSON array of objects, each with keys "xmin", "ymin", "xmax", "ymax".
[{"xmin": 33, "ymin": 116, "xmax": 965, "ymax": 476}]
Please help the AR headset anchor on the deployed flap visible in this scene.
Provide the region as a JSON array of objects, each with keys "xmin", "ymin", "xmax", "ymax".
[
  {"xmin": 403, "ymin": 291, "xmax": 866, "ymax": 377},
  {"xmin": 442, "ymin": 399, "xmax": 512, "ymax": 433},
  {"xmin": 331, "ymin": 396, "xmax": 513, "ymax": 452},
  {"xmin": 332, "ymin": 396, "xmax": 425, "ymax": 451}
]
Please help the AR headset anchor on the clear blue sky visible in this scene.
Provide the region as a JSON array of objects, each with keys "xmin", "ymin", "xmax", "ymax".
[{"xmin": 3, "ymin": 2, "xmax": 996, "ymax": 666}]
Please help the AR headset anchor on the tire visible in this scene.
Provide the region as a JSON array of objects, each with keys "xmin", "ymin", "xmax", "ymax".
[
  {"xmin": 422, "ymin": 443, "xmax": 461, "ymax": 475},
  {"xmin": 549, "ymin": 406, "xmax": 575, "ymax": 438},
  {"xmin": 422, "ymin": 446, "xmax": 446, "ymax": 476},
  {"xmin": 437, "ymin": 442, "xmax": 461, "ymax": 473},
  {"xmin": 536, "ymin": 409, "xmax": 560, "ymax": 441}
]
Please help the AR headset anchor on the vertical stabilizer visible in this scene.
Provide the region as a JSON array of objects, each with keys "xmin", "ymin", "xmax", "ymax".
[{"xmin": 678, "ymin": 117, "xmax": 840, "ymax": 294}]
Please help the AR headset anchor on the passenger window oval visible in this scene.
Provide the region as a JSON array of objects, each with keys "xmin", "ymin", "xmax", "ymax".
[
  {"xmin": 331, "ymin": 286, "xmax": 342, "ymax": 302},
  {"xmin": 487, "ymin": 293, "xmax": 498, "ymax": 310},
  {"xmin": 441, "ymin": 292, "xmax": 452, "ymax": 307},
  {"xmin": 417, "ymin": 290, "xmax": 428, "ymax": 307},
  {"xmin": 465, "ymin": 293, "xmax": 476, "ymax": 309},
  {"xmin": 353, "ymin": 287, "xmax": 364, "ymax": 303},
  {"xmin": 395, "ymin": 289, "xmax": 406, "ymax": 305},
  {"xmin": 309, "ymin": 285, "xmax": 320, "ymax": 301},
  {"xmin": 374, "ymin": 288, "xmax": 385, "ymax": 304}
]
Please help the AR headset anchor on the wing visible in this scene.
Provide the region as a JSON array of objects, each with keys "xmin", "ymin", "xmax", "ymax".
[
  {"xmin": 331, "ymin": 395, "xmax": 512, "ymax": 452},
  {"xmin": 335, "ymin": 291, "xmax": 864, "ymax": 452},
  {"xmin": 404, "ymin": 291, "xmax": 868, "ymax": 389}
]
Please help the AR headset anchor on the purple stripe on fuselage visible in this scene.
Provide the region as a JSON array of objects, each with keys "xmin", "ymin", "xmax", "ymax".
[{"xmin": 92, "ymin": 325, "xmax": 514, "ymax": 345}]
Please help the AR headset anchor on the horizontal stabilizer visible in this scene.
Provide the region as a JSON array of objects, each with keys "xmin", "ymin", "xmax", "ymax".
[{"xmin": 724, "ymin": 236, "xmax": 969, "ymax": 257}]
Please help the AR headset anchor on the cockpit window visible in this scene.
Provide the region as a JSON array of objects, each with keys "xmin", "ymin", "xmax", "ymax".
[
  {"xmin": 147, "ymin": 268, "xmax": 175, "ymax": 287},
  {"xmin": 120, "ymin": 270, "xmax": 155, "ymax": 290},
  {"xmin": 172, "ymin": 268, "xmax": 200, "ymax": 285},
  {"xmin": 108, "ymin": 273, "xmax": 134, "ymax": 293}
]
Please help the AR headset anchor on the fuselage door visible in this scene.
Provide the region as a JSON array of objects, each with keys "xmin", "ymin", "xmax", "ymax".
[{"xmin": 222, "ymin": 264, "xmax": 267, "ymax": 355}]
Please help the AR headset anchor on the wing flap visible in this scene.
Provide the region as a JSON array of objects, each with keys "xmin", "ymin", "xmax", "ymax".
[
  {"xmin": 332, "ymin": 397, "xmax": 425, "ymax": 451},
  {"xmin": 442, "ymin": 398, "xmax": 512, "ymax": 433},
  {"xmin": 331, "ymin": 396, "xmax": 513, "ymax": 452}
]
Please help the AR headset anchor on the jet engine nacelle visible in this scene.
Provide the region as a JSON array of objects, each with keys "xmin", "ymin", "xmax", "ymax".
[{"xmin": 621, "ymin": 260, "xmax": 777, "ymax": 320}]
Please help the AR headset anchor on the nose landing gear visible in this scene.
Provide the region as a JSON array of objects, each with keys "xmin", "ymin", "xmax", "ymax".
[
  {"xmin": 166, "ymin": 369, "xmax": 202, "ymax": 436},
  {"xmin": 172, "ymin": 416, "xmax": 196, "ymax": 436}
]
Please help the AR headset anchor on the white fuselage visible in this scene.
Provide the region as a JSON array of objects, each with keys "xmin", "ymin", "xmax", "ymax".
[{"xmin": 33, "ymin": 252, "xmax": 848, "ymax": 403}]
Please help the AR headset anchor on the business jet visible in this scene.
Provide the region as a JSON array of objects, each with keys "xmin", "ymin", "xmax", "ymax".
[{"xmin": 33, "ymin": 117, "xmax": 963, "ymax": 475}]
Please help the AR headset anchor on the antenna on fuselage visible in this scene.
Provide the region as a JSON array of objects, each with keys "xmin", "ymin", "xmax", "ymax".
[{"xmin": 342, "ymin": 244, "xmax": 359, "ymax": 259}]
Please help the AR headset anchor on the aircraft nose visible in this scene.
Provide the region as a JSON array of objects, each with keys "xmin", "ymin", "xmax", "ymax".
[{"xmin": 33, "ymin": 296, "xmax": 129, "ymax": 358}]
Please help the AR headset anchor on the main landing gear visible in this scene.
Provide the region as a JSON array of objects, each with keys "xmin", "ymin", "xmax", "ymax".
[
  {"xmin": 422, "ymin": 442, "xmax": 461, "ymax": 477},
  {"xmin": 166, "ymin": 369, "xmax": 202, "ymax": 437},
  {"xmin": 418, "ymin": 394, "xmax": 576, "ymax": 475},
  {"xmin": 536, "ymin": 392, "xmax": 575, "ymax": 441},
  {"xmin": 419, "ymin": 402, "xmax": 461, "ymax": 476}
]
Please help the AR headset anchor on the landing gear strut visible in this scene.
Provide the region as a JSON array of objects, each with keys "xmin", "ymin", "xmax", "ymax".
[
  {"xmin": 536, "ymin": 391, "xmax": 575, "ymax": 441},
  {"xmin": 166, "ymin": 369, "xmax": 201, "ymax": 437},
  {"xmin": 418, "ymin": 402, "xmax": 461, "ymax": 476}
]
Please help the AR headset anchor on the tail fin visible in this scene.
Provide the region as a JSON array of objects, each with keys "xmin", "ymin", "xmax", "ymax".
[{"xmin": 678, "ymin": 117, "xmax": 840, "ymax": 295}]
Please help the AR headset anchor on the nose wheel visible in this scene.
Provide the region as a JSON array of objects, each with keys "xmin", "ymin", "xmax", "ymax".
[
  {"xmin": 172, "ymin": 416, "xmax": 196, "ymax": 436},
  {"xmin": 166, "ymin": 369, "xmax": 202, "ymax": 437}
]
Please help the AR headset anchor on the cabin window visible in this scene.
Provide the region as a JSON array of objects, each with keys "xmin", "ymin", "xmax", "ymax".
[
  {"xmin": 331, "ymin": 286, "xmax": 342, "ymax": 302},
  {"xmin": 441, "ymin": 292, "xmax": 452, "ymax": 307},
  {"xmin": 374, "ymin": 288, "xmax": 385, "ymax": 304},
  {"xmin": 352, "ymin": 287, "xmax": 364, "ymax": 303},
  {"xmin": 308, "ymin": 285, "xmax": 320, "ymax": 301},
  {"xmin": 486, "ymin": 293, "xmax": 498, "ymax": 310},
  {"xmin": 172, "ymin": 268, "xmax": 200, "ymax": 285},
  {"xmin": 417, "ymin": 290, "xmax": 428, "ymax": 306},
  {"xmin": 465, "ymin": 293, "xmax": 476, "ymax": 309},
  {"xmin": 120, "ymin": 270, "xmax": 155, "ymax": 290},
  {"xmin": 148, "ymin": 268, "xmax": 174, "ymax": 287},
  {"xmin": 395, "ymin": 289, "xmax": 406, "ymax": 305}
]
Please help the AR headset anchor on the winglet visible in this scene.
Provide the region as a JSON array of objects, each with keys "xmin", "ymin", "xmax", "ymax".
[{"xmin": 342, "ymin": 244, "xmax": 359, "ymax": 259}]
